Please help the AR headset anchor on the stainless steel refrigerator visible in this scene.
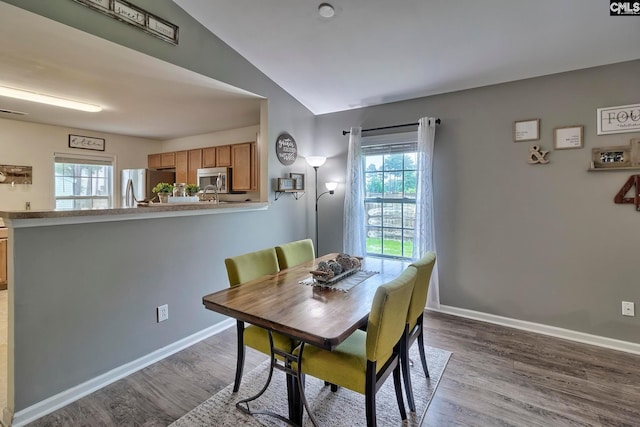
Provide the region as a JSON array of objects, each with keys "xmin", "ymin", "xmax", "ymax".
[{"xmin": 121, "ymin": 169, "xmax": 175, "ymax": 207}]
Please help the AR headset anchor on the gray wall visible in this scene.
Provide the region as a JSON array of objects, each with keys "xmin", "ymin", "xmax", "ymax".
[
  {"xmin": 315, "ymin": 60, "xmax": 640, "ymax": 344},
  {"xmin": 4, "ymin": 0, "xmax": 316, "ymax": 410}
]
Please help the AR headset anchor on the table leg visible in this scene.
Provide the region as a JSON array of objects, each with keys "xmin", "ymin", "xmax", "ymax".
[{"xmin": 287, "ymin": 372, "xmax": 304, "ymax": 425}]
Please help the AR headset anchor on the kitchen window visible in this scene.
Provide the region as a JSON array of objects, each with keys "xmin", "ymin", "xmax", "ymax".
[
  {"xmin": 54, "ymin": 154, "xmax": 114, "ymax": 210},
  {"xmin": 362, "ymin": 133, "xmax": 417, "ymax": 259}
]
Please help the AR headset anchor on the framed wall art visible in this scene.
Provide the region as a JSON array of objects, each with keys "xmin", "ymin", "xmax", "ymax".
[
  {"xmin": 289, "ymin": 173, "xmax": 305, "ymax": 190},
  {"xmin": 513, "ymin": 119, "xmax": 540, "ymax": 142},
  {"xmin": 554, "ymin": 125, "xmax": 584, "ymax": 150},
  {"xmin": 69, "ymin": 134, "xmax": 105, "ymax": 151},
  {"xmin": 597, "ymin": 103, "xmax": 640, "ymax": 135}
]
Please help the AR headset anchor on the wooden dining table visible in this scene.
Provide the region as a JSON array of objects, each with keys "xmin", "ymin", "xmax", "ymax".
[{"xmin": 202, "ymin": 254, "xmax": 410, "ymax": 425}]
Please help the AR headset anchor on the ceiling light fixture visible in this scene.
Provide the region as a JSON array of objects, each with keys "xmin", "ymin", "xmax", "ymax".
[
  {"xmin": 0, "ymin": 86, "xmax": 102, "ymax": 112},
  {"xmin": 318, "ymin": 3, "xmax": 335, "ymax": 18}
]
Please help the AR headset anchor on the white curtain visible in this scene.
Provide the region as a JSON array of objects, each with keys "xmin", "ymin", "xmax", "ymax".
[
  {"xmin": 413, "ymin": 117, "xmax": 440, "ymax": 309},
  {"xmin": 343, "ymin": 127, "xmax": 366, "ymax": 257}
]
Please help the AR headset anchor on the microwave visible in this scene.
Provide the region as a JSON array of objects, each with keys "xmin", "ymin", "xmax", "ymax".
[{"xmin": 197, "ymin": 167, "xmax": 230, "ymax": 193}]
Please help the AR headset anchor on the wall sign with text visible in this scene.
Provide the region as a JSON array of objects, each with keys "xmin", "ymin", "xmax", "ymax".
[
  {"xmin": 71, "ymin": 0, "xmax": 179, "ymax": 45},
  {"xmin": 275, "ymin": 133, "xmax": 298, "ymax": 165},
  {"xmin": 597, "ymin": 103, "xmax": 640, "ymax": 135}
]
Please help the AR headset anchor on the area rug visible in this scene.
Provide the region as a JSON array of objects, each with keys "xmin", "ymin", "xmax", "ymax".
[{"xmin": 170, "ymin": 345, "xmax": 451, "ymax": 427}]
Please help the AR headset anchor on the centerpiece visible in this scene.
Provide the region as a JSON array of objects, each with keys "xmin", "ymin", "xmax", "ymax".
[{"xmin": 310, "ymin": 253, "xmax": 362, "ymax": 284}]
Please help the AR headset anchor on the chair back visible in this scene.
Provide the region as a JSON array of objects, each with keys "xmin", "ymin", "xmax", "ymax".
[
  {"xmin": 366, "ymin": 265, "xmax": 417, "ymax": 363},
  {"xmin": 225, "ymin": 247, "xmax": 280, "ymax": 287},
  {"xmin": 406, "ymin": 252, "xmax": 436, "ymax": 328},
  {"xmin": 275, "ymin": 238, "xmax": 315, "ymax": 269}
]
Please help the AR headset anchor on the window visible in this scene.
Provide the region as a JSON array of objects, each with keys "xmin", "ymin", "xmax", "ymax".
[
  {"xmin": 54, "ymin": 154, "xmax": 114, "ymax": 210},
  {"xmin": 363, "ymin": 135, "xmax": 417, "ymax": 259}
]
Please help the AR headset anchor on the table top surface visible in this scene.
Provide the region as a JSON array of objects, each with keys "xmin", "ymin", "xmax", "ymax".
[{"xmin": 202, "ymin": 254, "xmax": 410, "ymax": 350}]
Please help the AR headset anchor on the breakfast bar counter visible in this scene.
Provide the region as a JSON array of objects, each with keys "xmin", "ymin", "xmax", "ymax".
[{"xmin": 0, "ymin": 201, "xmax": 269, "ymax": 228}]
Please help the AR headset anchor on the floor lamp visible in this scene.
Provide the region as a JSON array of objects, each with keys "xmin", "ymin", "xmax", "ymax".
[{"xmin": 306, "ymin": 156, "xmax": 336, "ymax": 253}]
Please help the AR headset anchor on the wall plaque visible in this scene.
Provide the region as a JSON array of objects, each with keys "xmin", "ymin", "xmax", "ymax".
[
  {"xmin": 597, "ymin": 103, "xmax": 640, "ymax": 135},
  {"xmin": 275, "ymin": 133, "xmax": 298, "ymax": 165},
  {"xmin": 71, "ymin": 0, "xmax": 179, "ymax": 45}
]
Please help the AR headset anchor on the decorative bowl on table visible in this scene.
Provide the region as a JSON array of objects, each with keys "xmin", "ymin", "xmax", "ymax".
[{"xmin": 310, "ymin": 253, "xmax": 362, "ymax": 284}]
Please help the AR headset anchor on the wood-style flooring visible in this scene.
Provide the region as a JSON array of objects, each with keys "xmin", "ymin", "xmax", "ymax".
[{"xmin": 25, "ymin": 311, "xmax": 640, "ymax": 427}]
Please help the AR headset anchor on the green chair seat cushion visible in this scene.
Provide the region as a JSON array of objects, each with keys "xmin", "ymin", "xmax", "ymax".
[
  {"xmin": 275, "ymin": 239, "xmax": 315, "ymax": 270},
  {"xmin": 295, "ymin": 330, "xmax": 369, "ymax": 394},
  {"xmin": 244, "ymin": 325, "xmax": 294, "ymax": 355}
]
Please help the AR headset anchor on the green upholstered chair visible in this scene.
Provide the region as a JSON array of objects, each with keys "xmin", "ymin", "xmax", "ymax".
[
  {"xmin": 224, "ymin": 247, "xmax": 296, "ymax": 392},
  {"xmin": 275, "ymin": 238, "xmax": 315, "ymax": 269},
  {"xmin": 401, "ymin": 251, "xmax": 436, "ymax": 412},
  {"xmin": 294, "ymin": 265, "xmax": 418, "ymax": 427}
]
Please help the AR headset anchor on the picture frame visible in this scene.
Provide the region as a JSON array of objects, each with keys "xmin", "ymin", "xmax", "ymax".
[
  {"xmin": 513, "ymin": 119, "xmax": 540, "ymax": 142},
  {"xmin": 597, "ymin": 103, "xmax": 640, "ymax": 135},
  {"xmin": 591, "ymin": 145, "xmax": 632, "ymax": 169},
  {"xmin": 277, "ymin": 177, "xmax": 295, "ymax": 191},
  {"xmin": 554, "ymin": 125, "xmax": 584, "ymax": 150},
  {"xmin": 289, "ymin": 173, "xmax": 305, "ymax": 190},
  {"xmin": 68, "ymin": 134, "xmax": 105, "ymax": 151}
]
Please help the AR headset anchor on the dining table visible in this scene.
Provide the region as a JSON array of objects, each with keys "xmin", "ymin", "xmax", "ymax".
[{"xmin": 202, "ymin": 254, "xmax": 410, "ymax": 425}]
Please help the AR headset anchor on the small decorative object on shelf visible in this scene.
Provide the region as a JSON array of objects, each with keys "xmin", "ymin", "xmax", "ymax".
[
  {"xmin": 590, "ymin": 139, "xmax": 640, "ymax": 170},
  {"xmin": 527, "ymin": 145, "xmax": 549, "ymax": 164},
  {"xmin": 290, "ymin": 173, "xmax": 305, "ymax": 190},
  {"xmin": 277, "ymin": 177, "xmax": 295, "ymax": 191}
]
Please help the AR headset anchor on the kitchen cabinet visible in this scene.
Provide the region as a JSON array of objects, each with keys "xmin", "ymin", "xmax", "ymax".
[
  {"xmin": 188, "ymin": 149, "xmax": 203, "ymax": 184},
  {"xmin": 148, "ymin": 153, "xmax": 161, "ymax": 169},
  {"xmin": 232, "ymin": 142, "xmax": 258, "ymax": 192},
  {"xmin": 148, "ymin": 152, "xmax": 176, "ymax": 169},
  {"xmin": 216, "ymin": 145, "xmax": 231, "ymax": 167},
  {"xmin": 175, "ymin": 150, "xmax": 188, "ymax": 183},
  {"xmin": 202, "ymin": 147, "xmax": 216, "ymax": 167}
]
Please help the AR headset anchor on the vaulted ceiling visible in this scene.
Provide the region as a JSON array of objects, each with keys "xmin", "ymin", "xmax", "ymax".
[{"xmin": 174, "ymin": 0, "xmax": 640, "ymax": 115}]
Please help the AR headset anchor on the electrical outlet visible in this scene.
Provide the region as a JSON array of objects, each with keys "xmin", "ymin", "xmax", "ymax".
[
  {"xmin": 622, "ymin": 301, "xmax": 635, "ymax": 317},
  {"xmin": 157, "ymin": 304, "xmax": 169, "ymax": 322}
]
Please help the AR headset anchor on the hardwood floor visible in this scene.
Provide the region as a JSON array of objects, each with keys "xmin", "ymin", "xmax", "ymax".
[{"xmin": 25, "ymin": 312, "xmax": 640, "ymax": 427}]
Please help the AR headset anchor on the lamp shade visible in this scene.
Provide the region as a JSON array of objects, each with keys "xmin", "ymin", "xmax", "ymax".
[
  {"xmin": 325, "ymin": 182, "xmax": 338, "ymax": 191},
  {"xmin": 306, "ymin": 156, "xmax": 327, "ymax": 168}
]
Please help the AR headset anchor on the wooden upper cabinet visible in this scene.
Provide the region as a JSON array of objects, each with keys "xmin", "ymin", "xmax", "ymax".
[
  {"xmin": 188, "ymin": 149, "xmax": 203, "ymax": 184},
  {"xmin": 202, "ymin": 147, "xmax": 216, "ymax": 167},
  {"xmin": 231, "ymin": 142, "xmax": 257, "ymax": 192},
  {"xmin": 175, "ymin": 150, "xmax": 188, "ymax": 183},
  {"xmin": 149, "ymin": 152, "xmax": 176, "ymax": 169},
  {"xmin": 161, "ymin": 152, "xmax": 176, "ymax": 168},
  {"xmin": 148, "ymin": 153, "xmax": 162, "ymax": 169},
  {"xmin": 216, "ymin": 145, "xmax": 231, "ymax": 167}
]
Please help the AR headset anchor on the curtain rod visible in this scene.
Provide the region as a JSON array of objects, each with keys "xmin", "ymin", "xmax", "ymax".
[{"xmin": 342, "ymin": 119, "xmax": 440, "ymax": 136}]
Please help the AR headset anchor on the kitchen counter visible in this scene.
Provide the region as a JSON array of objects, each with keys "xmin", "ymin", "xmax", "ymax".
[{"xmin": 0, "ymin": 201, "xmax": 269, "ymax": 228}]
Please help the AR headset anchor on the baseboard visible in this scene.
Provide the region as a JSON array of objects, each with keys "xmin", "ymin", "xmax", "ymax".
[
  {"xmin": 431, "ymin": 305, "xmax": 640, "ymax": 356},
  {"xmin": 11, "ymin": 319, "xmax": 235, "ymax": 427}
]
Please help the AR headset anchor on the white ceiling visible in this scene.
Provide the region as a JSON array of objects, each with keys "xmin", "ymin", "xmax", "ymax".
[
  {"xmin": 0, "ymin": 2, "xmax": 263, "ymax": 140},
  {"xmin": 174, "ymin": 0, "xmax": 640, "ymax": 115}
]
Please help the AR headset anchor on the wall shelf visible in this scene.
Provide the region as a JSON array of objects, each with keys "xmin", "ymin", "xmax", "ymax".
[{"xmin": 274, "ymin": 190, "xmax": 305, "ymax": 201}]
